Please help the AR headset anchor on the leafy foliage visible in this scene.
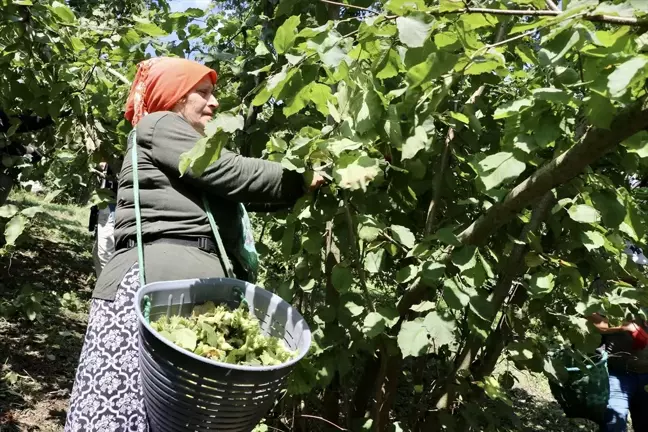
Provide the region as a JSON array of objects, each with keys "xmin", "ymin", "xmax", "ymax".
[{"xmin": 3, "ymin": 0, "xmax": 648, "ymax": 430}]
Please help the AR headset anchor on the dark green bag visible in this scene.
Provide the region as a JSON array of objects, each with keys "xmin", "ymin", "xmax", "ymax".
[{"xmin": 548, "ymin": 350, "xmax": 609, "ymax": 424}]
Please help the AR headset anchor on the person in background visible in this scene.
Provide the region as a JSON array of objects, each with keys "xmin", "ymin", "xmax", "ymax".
[
  {"xmin": 65, "ymin": 57, "xmax": 324, "ymax": 431},
  {"xmin": 88, "ymin": 161, "xmax": 117, "ymax": 277},
  {"xmin": 588, "ymin": 275, "xmax": 648, "ymax": 432},
  {"xmin": 588, "ymin": 174, "xmax": 648, "ymax": 432}
]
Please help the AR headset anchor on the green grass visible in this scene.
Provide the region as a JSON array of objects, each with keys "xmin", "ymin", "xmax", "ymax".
[
  {"xmin": 1, "ymin": 190, "xmax": 94, "ymax": 432},
  {"xmin": 6, "ymin": 189, "xmax": 91, "ymax": 247}
]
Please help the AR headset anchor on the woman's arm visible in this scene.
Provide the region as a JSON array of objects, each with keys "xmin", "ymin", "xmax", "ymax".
[
  {"xmin": 145, "ymin": 113, "xmax": 307, "ymax": 203},
  {"xmin": 587, "ymin": 312, "xmax": 638, "ymax": 334}
]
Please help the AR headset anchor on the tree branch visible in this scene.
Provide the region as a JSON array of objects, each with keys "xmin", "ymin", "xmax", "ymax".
[
  {"xmin": 342, "ymin": 192, "xmax": 374, "ymax": 312},
  {"xmin": 457, "ymin": 98, "xmax": 648, "ymax": 246},
  {"xmin": 545, "ymin": 0, "xmax": 561, "ymax": 12},
  {"xmin": 319, "ymin": 0, "xmax": 381, "ymax": 15},
  {"xmin": 300, "ymin": 414, "xmax": 348, "ymax": 431},
  {"xmin": 318, "ymin": 0, "xmax": 645, "ymax": 26}
]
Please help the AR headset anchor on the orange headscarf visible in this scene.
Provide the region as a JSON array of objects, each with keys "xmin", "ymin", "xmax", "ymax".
[{"xmin": 124, "ymin": 57, "xmax": 218, "ymax": 126}]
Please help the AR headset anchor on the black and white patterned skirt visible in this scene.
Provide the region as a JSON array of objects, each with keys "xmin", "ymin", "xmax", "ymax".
[{"xmin": 65, "ymin": 264, "xmax": 148, "ymax": 432}]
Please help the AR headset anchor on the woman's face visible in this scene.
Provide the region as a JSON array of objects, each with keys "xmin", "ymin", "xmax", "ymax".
[{"xmin": 173, "ymin": 76, "xmax": 219, "ymax": 135}]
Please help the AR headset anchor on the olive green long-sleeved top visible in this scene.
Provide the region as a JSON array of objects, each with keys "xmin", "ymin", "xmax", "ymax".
[{"xmin": 92, "ymin": 111, "xmax": 304, "ymax": 300}]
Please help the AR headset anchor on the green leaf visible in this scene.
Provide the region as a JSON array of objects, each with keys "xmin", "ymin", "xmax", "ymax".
[
  {"xmin": 70, "ymin": 37, "xmax": 85, "ymax": 51},
  {"xmin": 357, "ymin": 215, "xmax": 383, "ymax": 242},
  {"xmin": 463, "ymin": 53, "xmax": 504, "ymax": 75},
  {"xmin": 365, "ymin": 249, "xmax": 384, "ymax": 273},
  {"xmin": 580, "ymin": 230, "xmax": 605, "ymax": 251},
  {"xmin": 21, "ymin": 206, "xmax": 43, "ymax": 218},
  {"xmin": 608, "ymin": 56, "xmax": 648, "ymax": 98},
  {"xmin": 326, "ymin": 138, "xmax": 362, "ymax": 157},
  {"xmin": 396, "ymin": 15, "xmax": 433, "ymax": 48},
  {"xmin": 493, "ymin": 98, "xmax": 534, "ymax": 119},
  {"xmin": 274, "ymin": 15, "xmax": 301, "ymax": 54},
  {"xmin": 449, "ymin": 112, "xmax": 469, "ymax": 124},
  {"xmin": 333, "ymin": 155, "xmax": 382, "ymax": 191},
  {"xmin": 50, "ymin": 1, "xmax": 76, "ymax": 23},
  {"xmin": 410, "ymin": 301, "xmax": 435, "ymax": 313},
  {"xmin": 252, "ymin": 87, "xmax": 272, "ymax": 106},
  {"xmin": 584, "ymin": 92, "xmax": 615, "ymax": 129},
  {"xmin": 459, "ymin": 13, "xmax": 497, "ymax": 30},
  {"xmin": 528, "ymin": 272, "xmax": 556, "ymax": 298},
  {"xmin": 402, "ymin": 126, "xmax": 427, "ymax": 160},
  {"xmin": 355, "ymin": 89, "xmax": 382, "ymax": 134},
  {"xmin": 469, "ymin": 292, "xmax": 494, "ymax": 322},
  {"xmin": 0, "ymin": 204, "xmax": 18, "ymax": 219},
  {"xmin": 623, "ymin": 131, "xmax": 648, "ymax": 158},
  {"xmin": 386, "ymin": 0, "xmax": 427, "ymax": 15},
  {"xmin": 391, "ymin": 225, "xmax": 415, "ymax": 249},
  {"xmin": 134, "ymin": 20, "xmax": 167, "ymax": 37},
  {"xmin": 375, "ymin": 49, "xmax": 402, "ymax": 79},
  {"xmin": 398, "ymin": 318, "xmax": 429, "ymax": 358},
  {"xmin": 435, "ymin": 227, "xmax": 462, "ymax": 246},
  {"xmin": 591, "ymin": 191, "xmax": 626, "ymax": 228},
  {"xmin": 300, "ymin": 278, "xmax": 316, "ymax": 293},
  {"xmin": 435, "ymin": 31, "xmax": 459, "ymax": 49},
  {"xmin": 396, "ymin": 264, "xmax": 418, "ymax": 283},
  {"xmin": 620, "ymin": 189, "xmax": 645, "ymax": 240},
  {"xmin": 420, "ymin": 261, "xmax": 445, "ymax": 284},
  {"xmin": 568, "ymin": 204, "xmax": 601, "ymax": 224},
  {"xmin": 384, "ymin": 106, "xmax": 403, "ymax": 149},
  {"xmin": 476, "ymin": 152, "xmax": 526, "ymax": 191},
  {"xmin": 205, "ymin": 113, "xmax": 245, "ymax": 136},
  {"xmin": 331, "ymin": 265, "xmax": 352, "ymax": 293},
  {"xmin": 440, "ymin": 0, "xmax": 464, "ymax": 12},
  {"xmin": 307, "ymin": 83, "xmax": 333, "ymax": 116},
  {"xmin": 172, "ymin": 328, "xmax": 198, "ymax": 351},
  {"xmin": 363, "ymin": 312, "xmax": 386, "ymax": 338},
  {"xmin": 452, "ymin": 246, "xmax": 487, "ymax": 288},
  {"xmin": 179, "ymin": 113, "xmax": 243, "ymax": 176},
  {"xmin": 532, "ymin": 88, "xmax": 571, "ymax": 103},
  {"xmin": 178, "ymin": 134, "xmax": 227, "ymax": 177},
  {"xmin": 345, "ymin": 301, "xmax": 364, "ymax": 317},
  {"xmin": 559, "ymin": 267, "xmax": 584, "ymax": 296},
  {"xmin": 276, "ymin": 0, "xmax": 300, "ymax": 16},
  {"xmin": 423, "ymin": 311, "xmax": 455, "ymax": 349},
  {"xmin": 4, "ymin": 214, "xmax": 26, "ymax": 246},
  {"xmin": 443, "ymin": 278, "xmax": 474, "ymax": 310}
]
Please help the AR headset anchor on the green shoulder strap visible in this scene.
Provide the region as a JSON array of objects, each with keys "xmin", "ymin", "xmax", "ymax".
[
  {"xmin": 130, "ymin": 130, "xmax": 236, "ymax": 288},
  {"xmin": 131, "ymin": 130, "xmax": 146, "ymax": 287},
  {"xmin": 202, "ymin": 195, "xmax": 235, "ymax": 278}
]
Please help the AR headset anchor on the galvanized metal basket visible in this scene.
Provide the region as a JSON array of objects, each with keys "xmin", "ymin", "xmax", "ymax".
[{"xmin": 134, "ymin": 278, "xmax": 311, "ymax": 432}]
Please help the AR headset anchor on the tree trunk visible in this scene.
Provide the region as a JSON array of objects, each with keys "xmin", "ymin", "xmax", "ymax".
[
  {"xmin": 351, "ymin": 354, "xmax": 380, "ymax": 419},
  {"xmin": 0, "ymin": 172, "xmax": 13, "ymax": 207},
  {"xmin": 374, "ymin": 354, "xmax": 402, "ymax": 431},
  {"xmin": 472, "ymin": 286, "xmax": 529, "ymax": 381},
  {"xmin": 322, "ymin": 220, "xmax": 341, "ymax": 428}
]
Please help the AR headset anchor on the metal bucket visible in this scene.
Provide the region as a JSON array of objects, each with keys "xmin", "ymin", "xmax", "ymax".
[{"xmin": 134, "ymin": 278, "xmax": 311, "ymax": 432}]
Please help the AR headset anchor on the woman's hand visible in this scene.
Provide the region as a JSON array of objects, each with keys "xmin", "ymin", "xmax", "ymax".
[
  {"xmin": 309, "ymin": 172, "xmax": 326, "ymax": 192},
  {"xmin": 304, "ymin": 171, "xmax": 326, "ymax": 192}
]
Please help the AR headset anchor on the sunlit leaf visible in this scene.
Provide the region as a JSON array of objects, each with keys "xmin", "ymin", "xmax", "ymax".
[
  {"xmin": 50, "ymin": 1, "xmax": 76, "ymax": 23},
  {"xmin": 274, "ymin": 15, "xmax": 301, "ymax": 54},
  {"xmin": 398, "ymin": 318, "xmax": 429, "ymax": 357},
  {"xmin": 4, "ymin": 214, "xmax": 26, "ymax": 246},
  {"xmin": 396, "ymin": 14, "xmax": 433, "ymax": 48},
  {"xmin": 568, "ymin": 204, "xmax": 601, "ymax": 224}
]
